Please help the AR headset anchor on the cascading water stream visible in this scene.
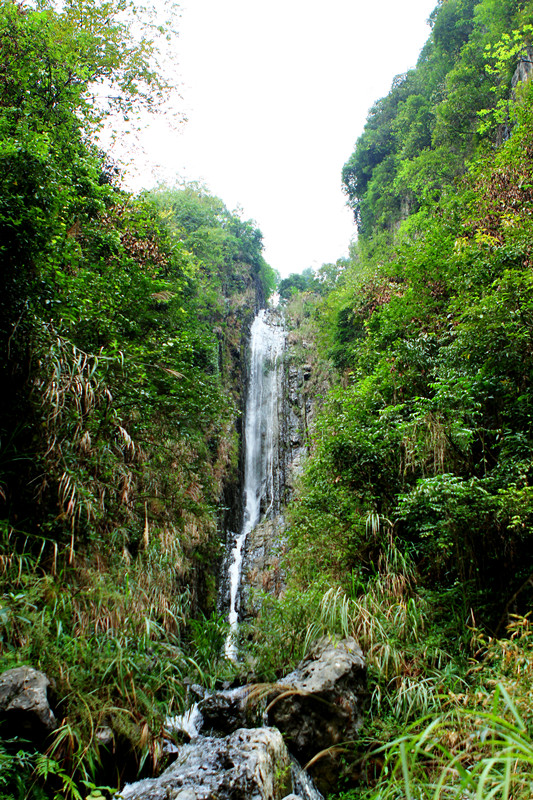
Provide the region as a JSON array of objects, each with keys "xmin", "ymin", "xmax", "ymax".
[
  {"xmin": 225, "ymin": 307, "xmax": 285, "ymax": 660},
  {"xmin": 164, "ymin": 305, "xmax": 324, "ymax": 800}
]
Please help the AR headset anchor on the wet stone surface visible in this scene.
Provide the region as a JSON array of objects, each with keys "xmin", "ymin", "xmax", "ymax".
[{"xmin": 119, "ymin": 727, "xmax": 292, "ymax": 800}]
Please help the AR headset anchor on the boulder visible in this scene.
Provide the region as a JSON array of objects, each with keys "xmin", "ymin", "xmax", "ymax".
[
  {"xmin": 266, "ymin": 636, "xmax": 366, "ymax": 792},
  {"xmin": 161, "ymin": 637, "xmax": 364, "ymax": 796},
  {"xmin": 0, "ymin": 666, "xmax": 57, "ymax": 740},
  {"xmin": 197, "ymin": 685, "xmax": 263, "ymax": 735},
  {"xmin": 119, "ymin": 727, "xmax": 292, "ymax": 800}
]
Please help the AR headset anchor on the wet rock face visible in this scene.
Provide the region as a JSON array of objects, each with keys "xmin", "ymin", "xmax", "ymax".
[
  {"xmin": 0, "ymin": 666, "xmax": 57, "ymax": 741},
  {"xmin": 241, "ymin": 516, "xmax": 288, "ymax": 614},
  {"xmin": 281, "ymin": 362, "xmax": 312, "ymax": 499},
  {"xmin": 119, "ymin": 727, "xmax": 292, "ymax": 800},
  {"xmin": 197, "ymin": 685, "xmax": 263, "ymax": 735},
  {"xmin": 512, "ymin": 45, "xmax": 533, "ymax": 89},
  {"xmin": 240, "ymin": 350, "xmax": 314, "ymax": 615}
]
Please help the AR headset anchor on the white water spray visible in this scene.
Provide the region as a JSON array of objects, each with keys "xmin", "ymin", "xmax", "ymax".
[{"xmin": 225, "ymin": 308, "xmax": 285, "ymax": 659}]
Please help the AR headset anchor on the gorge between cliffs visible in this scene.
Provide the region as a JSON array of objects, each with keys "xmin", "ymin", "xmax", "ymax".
[
  {"xmin": 220, "ymin": 301, "xmax": 314, "ymax": 645},
  {"xmin": 4, "ymin": 2, "xmax": 533, "ymax": 797},
  {"xmin": 222, "ymin": 306, "xmax": 286, "ymax": 660},
  {"xmin": 117, "ymin": 302, "xmax": 366, "ymax": 799}
]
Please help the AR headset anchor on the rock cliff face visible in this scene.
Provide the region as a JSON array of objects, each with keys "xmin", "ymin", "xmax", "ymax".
[
  {"xmin": 280, "ymin": 358, "xmax": 313, "ymax": 501},
  {"xmin": 240, "ymin": 316, "xmax": 319, "ymax": 615},
  {"xmin": 512, "ymin": 45, "xmax": 533, "ymax": 91},
  {"xmin": 219, "ymin": 275, "xmax": 272, "ymax": 538}
]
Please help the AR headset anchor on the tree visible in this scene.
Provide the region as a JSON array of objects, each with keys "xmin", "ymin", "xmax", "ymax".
[
  {"xmin": 0, "ymin": 0, "xmax": 178, "ymax": 132},
  {"xmin": 279, "ymin": 270, "xmax": 318, "ymax": 300},
  {"xmin": 0, "ymin": 0, "xmax": 180, "ymax": 341}
]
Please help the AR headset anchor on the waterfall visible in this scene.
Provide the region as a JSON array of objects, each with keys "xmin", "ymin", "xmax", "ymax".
[
  {"xmin": 225, "ymin": 307, "xmax": 285, "ymax": 659},
  {"xmin": 162, "ymin": 306, "xmax": 326, "ymax": 800}
]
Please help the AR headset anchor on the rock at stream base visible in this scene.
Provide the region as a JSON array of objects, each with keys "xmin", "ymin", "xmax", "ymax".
[
  {"xmin": 119, "ymin": 727, "xmax": 292, "ymax": 800},
  {"xmin": 0, "ymin": 666, "xmax": 57, "ymax": 741},
  {"xmin": 158, "ymin": 636, "xmax": 365, "ymax": 797},
  {"xmin": 197, "ymin": 685, "xmax": 262, "ymax": 735},
  {"xmin": 266, "ymin": 636, "xmax": 366, "ymax": 793}
]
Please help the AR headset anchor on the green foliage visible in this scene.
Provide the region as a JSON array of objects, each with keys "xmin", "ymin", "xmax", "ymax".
[
  {"xmin": 0, "ymin": 0, "xmax": 272, "ymax": 792},
  {"xmin": 478, "ymin": 23, "xmax": 533, "ymax": 135},
  {"xmin": 147, "ymin": 183, "xmax": 276, "ymax": 301},
  {"xmin": 4, "ymin": 0, "xmax": 533, "ymax": 796},
  {"xmin": 342, "ymin": 0, "xmax": 533, "ymax": 238},
  {"xmin": 284, "ymin": 13, "xmax": 533, "ymax": 794},
  {"xmin": 350, "ymin": 617, "xmax": 533, "ymax": 800},
  {"xmin": 278, "ymin": 268, "xmax": 318, "ymax": 299},
  {"xmin": 296, "ymin": 84, "xmax": 533, "ymax": 631},
  {"xmin": 246, "ymin": 585, "xmax": 331, "ymax": 681},
  {"xmin": 186, "ymin": 612, "xmax": 230, "ymax": 685},
  {"xmin": 0, "ymin": 0, "xmax": 177, "ymax": 132},
  {"xmin": 0, "ymin": 740, "xmax": 49, "ymax": 800},
  {"xmin": 0, "ymin": 0, "xmax": 179, "ymax": 343}
]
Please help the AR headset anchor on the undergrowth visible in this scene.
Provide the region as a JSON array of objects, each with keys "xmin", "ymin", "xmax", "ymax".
[
  {"xmin": 248, "ymin": 524, "xmax": 533, "ymax": 798},
  {"xmin": 0, "ymin": 531, "xmax": 236, "ymax": 798}
]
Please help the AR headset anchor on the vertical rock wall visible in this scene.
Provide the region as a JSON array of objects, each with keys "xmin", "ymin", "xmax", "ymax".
[
  {"xmin": 218, "ymin": 304, "xmax": 285, "ymax": 617},
  {"xmin": 240, "ymin": 323, "xmax": 317, "ymax": 616}
]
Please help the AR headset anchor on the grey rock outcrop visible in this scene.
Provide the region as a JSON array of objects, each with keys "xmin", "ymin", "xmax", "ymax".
[
  {"xmin": 119, "ymin": 727, "xmax": 292, "ymax": 800},
  {"xmin": 0, "ymin": 666, "xmax": 57, "ymax": 740},
  {"xmin": 266, "ymin": 636, "xmax": 366, "ymax": 793},
  {"xmin": 174, "ymin": 637, "xmax": 366, "ymax": 765},
  {"xmin": 290, "ymin": 756, "xmax": 324, "ymax": 800},
  {"xmin": 512, "ymin": 45, "xmax": 533, "ymax": 90},
  {"xmin": 280, "ymin": 360, "xmax": 312, "ymax": 499},
  {"xmin": 196, "ymin": 685, "xmax": 263, "ymax": 735},
  {"xmin": 167, "ymin": 637, "xmax": 364, "ymax": 796},
  {"xmin": 241, "ymin": 516, "xmax": 288, "ymax": 614},
  {"xmin": 267, "ymin": 636, "xmax": 366, "ymax": 757}
]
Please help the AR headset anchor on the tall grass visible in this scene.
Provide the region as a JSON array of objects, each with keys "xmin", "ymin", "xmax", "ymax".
[
  {"xmin": 361, "ymin": 697, "xmax": 533, "ymax": 799},
  {"xmin": 339, "ymin": 616, "xmax": 533, "ymax": 800},
  {"xmin": 250, "ymin": 536, "xmax": 448, "ymax": 717},
  {"xmin": 0, "ymin": 532, "xmax": 221, "ymax": 797}
]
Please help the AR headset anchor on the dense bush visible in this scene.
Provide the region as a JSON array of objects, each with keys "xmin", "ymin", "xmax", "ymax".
[
  {"xmin": 0, "ymin": 0, "xmax": 276, "ymax": 794},
  {"xmin": 275, "ymin": 4, "xmax": 533, "ymax": 797}
]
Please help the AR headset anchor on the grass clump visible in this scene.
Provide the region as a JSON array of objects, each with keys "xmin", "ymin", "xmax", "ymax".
[{"xmin": 0, "ymin": 530, "xmax": 236, "ymax": 798}]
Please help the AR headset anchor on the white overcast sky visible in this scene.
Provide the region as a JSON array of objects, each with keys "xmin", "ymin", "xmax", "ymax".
[{"xmin": 118, "ymin": 0, "xmax": 437, "ymax": 277}]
